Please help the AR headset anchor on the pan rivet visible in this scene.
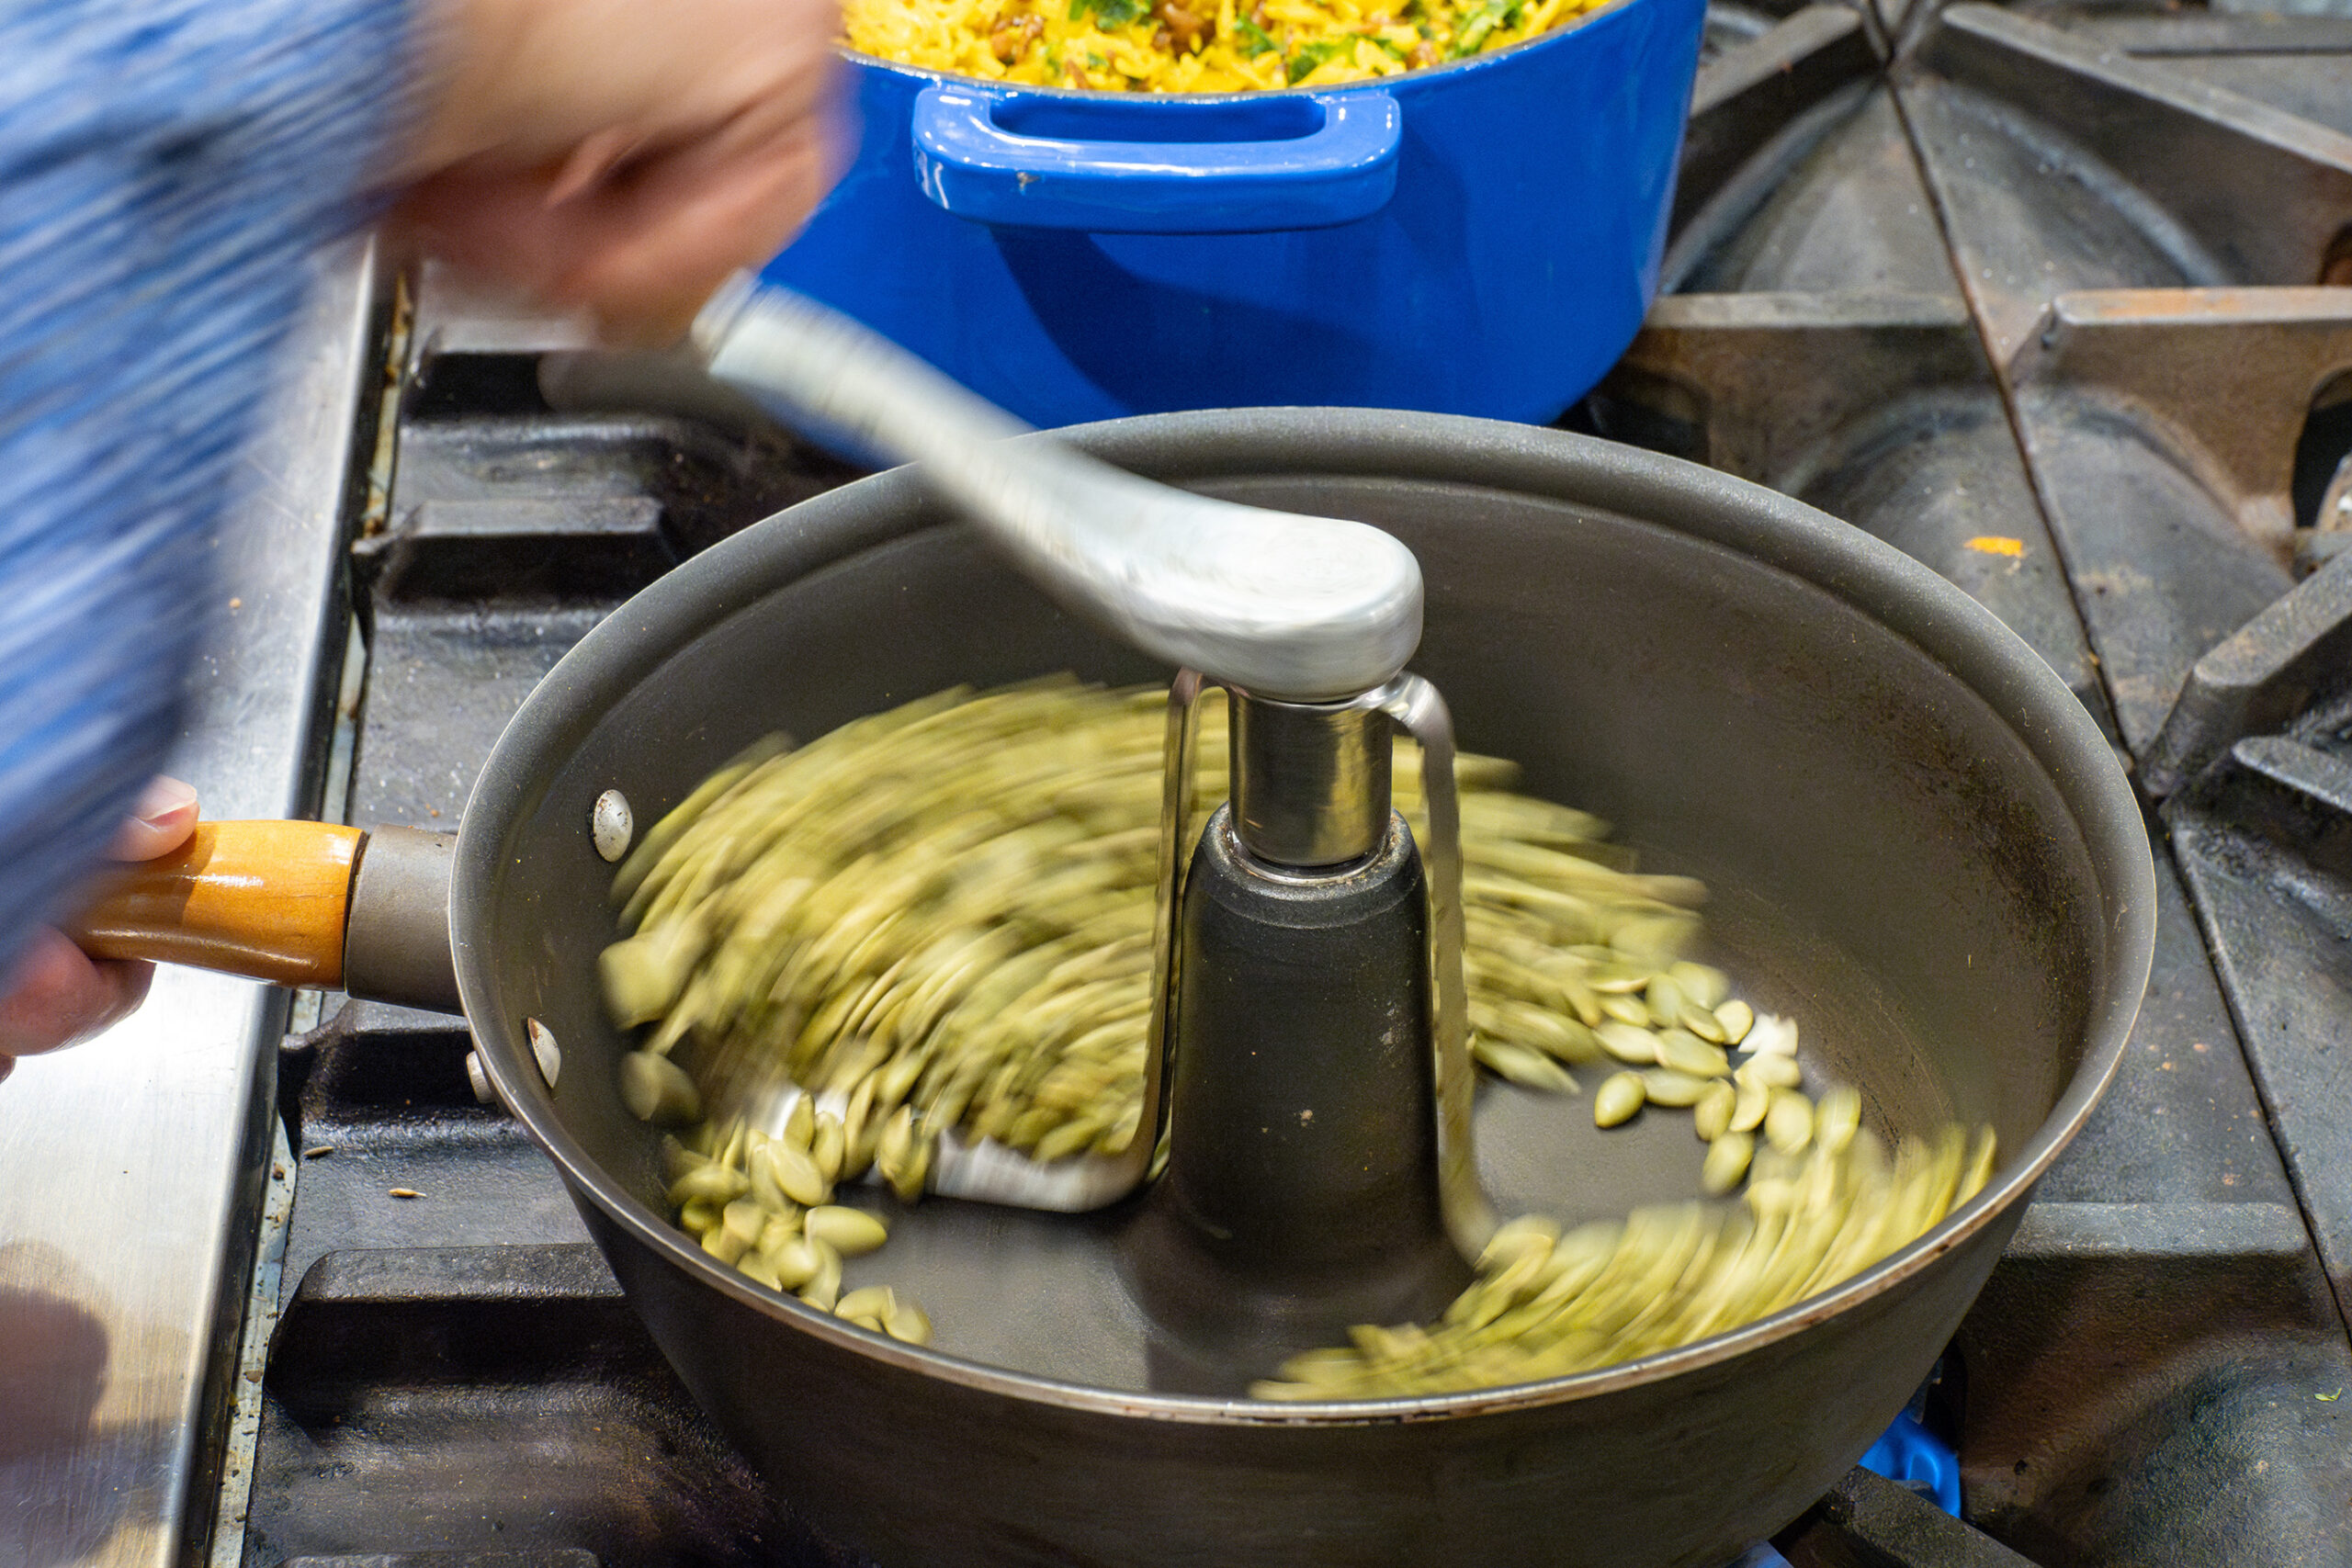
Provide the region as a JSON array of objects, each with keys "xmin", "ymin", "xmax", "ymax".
[
  {"xmin": 464, "ymin": 1052, "xmax": 495, "ymax": 1106},
  {"xmin": 592, "ymin": 789, "xmax": 634, "ymax": 862},
  {"xmin": 526, "ymin": 1018, "xmax": 563, "ymax": 1089}
]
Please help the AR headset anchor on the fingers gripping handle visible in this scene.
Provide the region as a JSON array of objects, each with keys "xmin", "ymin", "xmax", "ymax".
[{"xmin": 692, "ymin": 281, "xmax": 1425, "ymax": 703}]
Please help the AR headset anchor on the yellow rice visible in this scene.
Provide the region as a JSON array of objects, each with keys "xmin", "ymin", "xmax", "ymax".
[{"xmin": 844, "ymin": 0, "xmax": 1611, "ymax": 93}]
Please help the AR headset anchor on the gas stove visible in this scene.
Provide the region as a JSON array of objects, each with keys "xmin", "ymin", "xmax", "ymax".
[{"xmin": 4, "ymin": 2, "xmax": 2350, "ymax": 1564}]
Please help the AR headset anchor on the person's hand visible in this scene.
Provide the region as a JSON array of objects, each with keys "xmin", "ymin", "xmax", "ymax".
[
  {"xmin": 391, "ymin": 0, "xmax": 844, "ymax": 344},
  {"xmin": 0, "ymin": 779, "xmax": 200, "ymax": 1084}
]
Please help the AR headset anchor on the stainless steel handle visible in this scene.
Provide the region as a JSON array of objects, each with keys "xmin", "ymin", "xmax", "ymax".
[{"xmin": 691, "ymin": 280, "xmax": 1424, "ymax": 703}]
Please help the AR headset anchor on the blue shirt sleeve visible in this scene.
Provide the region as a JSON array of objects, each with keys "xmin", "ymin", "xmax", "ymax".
[{"xmin": 0, "ymin": 0, "xmax": 413, "ymax": 978}]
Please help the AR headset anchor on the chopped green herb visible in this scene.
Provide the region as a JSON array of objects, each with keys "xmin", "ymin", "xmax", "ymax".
[
  {"xmin": 1233, "ymin": 14, "xmax": 1279, "ymax": 53},
  {"xmin": 1285, "ymin": 37, "xmax": 1348, "ymax": 81},
  {"xmin": 1070, "ymin": 0, "xmax": 1149, "ymax": 28}
]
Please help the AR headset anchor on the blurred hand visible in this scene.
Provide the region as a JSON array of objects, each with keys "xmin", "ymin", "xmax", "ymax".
[
  {"xmin": 391, "ymin": 0, "xmax": 844, "ymax": 344},
  {"xmin": 0, "ymin": 779, "xmax": 200, "ymax": 1082}
]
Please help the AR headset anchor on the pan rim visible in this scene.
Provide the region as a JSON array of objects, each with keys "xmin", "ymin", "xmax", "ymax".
[{"xmin": 459, "ymin": 406, "xmax": 2155, "ymax": 1425}]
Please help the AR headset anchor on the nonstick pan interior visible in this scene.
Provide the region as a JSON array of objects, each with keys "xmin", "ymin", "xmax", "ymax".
[{"xmin": 453, "ymin": 411, "xmax": 2148, "ymax": 1566}]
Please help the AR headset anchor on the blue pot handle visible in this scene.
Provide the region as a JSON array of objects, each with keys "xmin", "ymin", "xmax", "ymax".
[{"xmin": 911, "ymin": 83, "xmax": 1402, "ymax": 234}]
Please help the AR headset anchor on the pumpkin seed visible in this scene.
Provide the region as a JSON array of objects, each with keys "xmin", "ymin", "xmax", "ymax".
[
  {"xmin": 798, "ymin": 1245, "xmax": 843, "ymax": 1312},
  {"xmin": 737, "ymin": 1250, "xmax": 784, "ymax": 1291},
  {"xmin": 1736, "ymin": 1052, "xmax": 1803, "ymax": 1092},
  {"xmin": 806, "ymin": 1204, "xmax": 889, "ymax": 1257},
  {"xmin": 1668, "ymin": 962, "xmax": 1730, "ymax": 1010},
  {"xmin": 1644, "ymin": 975, "xmax": 1687, "ymax": 1029},
  {"xmin": 1703, "ymin": 1131, "xmax": 1755, "ymax": 1195},
  {"xmin": 783, "ymin": 1095, "xmax": 816, "ymax": 1152},
  {"xmin": 1693, "ymin": 1079, "xmax": 1736, "ymax": 1142},
  {"xmin": 883, "ymin": 1295, "xmax": 933, "ymax": 1345},
  {"xmin": 837, "ymin": 1285, "xmax": 897, "ymax": 1323},
  {"xmin": 1594, "ymin": 1021, "xmax": 1658, "ymax": 1066},
  {"xmin": 1678, "ymin": 1005, "xmax": 1728, "ymax": 1044},
  {"xmin": 1640, "ymin": 1068, "xmax": 1711, "ymax": 1107},
  {"xmin": 771, "ymin": 1141, "xmax": 831, "ymax": 1207},
  {"xmin": 1594, "ymin": 1071, "xmax": 1645, "ymax": 1128},
  {"xmin": 721, "ymin": 1198, "xmax": 766, "ymax": 1247},
  {"xmin": 1713, "ymin": 998, "xmax": 1755, "ymax": 1045},
  {"xmin": 1730, "ymin": 1074, "xmax": 1770, "ymax": 1134},
  {"xmin": 701, "ymin": 1225, "xmax": 751, "ymax": 1266},
  {"xmin": 756, "ymin": 1211, "xmax": 801, "ymax": 1254},
  {"xmin": 1601, "ymin": 993, "xmax": 1653, "ymax": 1027},
  {"xmin": 1655, "ymin": 1029, "xmax": 1730, "ymax": 1079},
  {"xmin": 619, "ymin": 1050, "xmax": 700, "ymax": 1125},
  {"xmin": 1479, "ymin": 1216, "xmax": 1562, "ymax": 1270},
  {"xmin": 1765, "ymin": 1089, "xmax": 1815, "ymax": 1155},
  {"xmin": 811, "ymin": 1112, "xmax": 846, "ymax": 1183},
  {"xmin": 1476, "ymin": 1038, "xmax": 1580, "ymax": 1094},
  {"xmin": 668, "ymin": 1163, "xmax": 749, "ymax": 1208},
  {"xmin": 1814, "ymin": 1087, "xmax": 1861, "ymax": 1157},
  {"xmin": 767, "ymin": 1236, "xmax": 824, "ymax": 1292}
]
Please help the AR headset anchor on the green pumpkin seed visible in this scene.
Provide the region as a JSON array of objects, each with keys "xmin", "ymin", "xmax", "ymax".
[
  {"xmin": 806, "ymin": 1204, "xmax": 889, "ymax": 1257},
  {"xmin": 1655, "ymin": 1029, "xmax": 1730, "ymax": 1079},
  {"xmin": 668, "ymin": 1163, "xmax": 749, "ymax": 1208},
  {"xmin": 798, "ymin": 1246, "xmax": 843, "ymax": 1312},
  {"xmin": 811, "ymin": 1112, "xmax": 846, "ymax": 1184},
  {"xmin": 783, "ymin": 1096, "xmax": 816, "ymax": 1152},
  {"xmin": 1765, "ymin": 1089, "xmax": 1815, "ymax": 1155},
  {"xmin": 1667, "ymin": 962, "xmax": 1729, "ymax": 1010},
  {"xmin": 1713, "ymin": 998, "xmax": 1755, "ymax": 1045},
  {"xmin": 737, "ymin": 1250, "xmax": 785, "ymax": 1291},
  {"xmin": 836, "ymin": 1285, "xmax": 897, "ymax": 1323},
  {"xmin": 1730, "ymin": 1074, "xmax": 1770, "ymax": 1134},
  {"xmin": 771, "ymin": 1140, "xmax": 831, "ymax": 1207},
  {"xmin": 756, "ymin": 1211, "xmax": 802, "ymax": 1254},
  {"xmin": 677, "ymin": 1198, "xmax": 720, "ymax": 1235},
  {"xmin": 1644, "ymin": 975, "xmax": 1686, "ymax": 1029},
  {"xmin": 1640, "ymin": 1068, "xmax": 1711, "ymax": 1107},
  {"xmin": 1694, "ymin": 1080, "xmax": 1736, "ymax": 1141},
  {"xmin": 1600, "ymin": 993, "xmax": 1653, "ymax": 1027},
  {"xmin": 1594, "ymin": 1071, "xmax": 1645, "ymax": 1127},
  {"xmin": 1702, "ymin": 1131, "xmax": 1755, "ymax": 1194},
  {"xmin": 1736, "ymin": 1052, "xmax": 1803, "ymax": 1092},
  {"xmin": 1594, "ymin": 1021, "xmax": 1658, "ymax": 1066},
  {"xmin": 1677, "ymin": 1004, "xmax": 1728, "ymax": 1044},
  {"xmin": 883, "ymin": 1295, "xmax": 933, "ymax": 1345},
  {"xmin": 1814, "ymin": 1086, "xmax": 1861, "ymax": 1157},
  {"xmin": 618, "ymin": 1051, "xmax": 702, "ymax": 1125},
  {"xmin": 1476, "ymin": 1038, "xmax": 1580, "ymax": 1094},
  {"xmin": 721, "ymin": 1198, "xmax": 766, "ymax": 1247},
  {"xmin": 1479, "ymin": 1216, "xmax": 1562, "ymax": 1270},
  {"xmin": 701, "ymin": 1225, "xmax": 751, "ymax": 1266},
  {"xmin": 767, "ymin": 1236, "xmax": 824, "ymax": 1292}
]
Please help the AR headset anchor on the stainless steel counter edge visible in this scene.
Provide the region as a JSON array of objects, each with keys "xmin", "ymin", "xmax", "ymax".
[{"xmin": 0, "ymin": 242, "xmax": 381, "ymax": 1567}]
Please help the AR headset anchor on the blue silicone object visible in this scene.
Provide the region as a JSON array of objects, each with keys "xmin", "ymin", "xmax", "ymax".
[
  {"xmin": 1860, "ymin": 1413, "xmax": 1963, "ymax": 1517},
  {"xmin": 912, "ymin": 85, "xmax": 1403, "ymax": 232},
  {"xmin": 760, "ymin": 0, "xmax": 1708, "ymax": 427}
]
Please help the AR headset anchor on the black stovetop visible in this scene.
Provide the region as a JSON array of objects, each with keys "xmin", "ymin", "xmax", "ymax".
[{"xmin": 227, "ymin": 3, "xmax": 2352, "ymax": 1563}]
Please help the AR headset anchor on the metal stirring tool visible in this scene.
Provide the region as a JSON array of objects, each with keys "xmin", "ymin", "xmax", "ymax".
[{"xmin": 684, "ymin": 280, "xmax": 1496, "ymax": 1268}]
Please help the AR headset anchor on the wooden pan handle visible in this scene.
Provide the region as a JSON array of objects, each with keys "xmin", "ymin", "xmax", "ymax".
[{"xmin": 66, "ymin": 821, "xmax": 364, "ymax": 987}]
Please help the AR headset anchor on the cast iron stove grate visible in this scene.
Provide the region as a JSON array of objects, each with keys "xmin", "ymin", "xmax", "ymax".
[{"xmin": 228, "ymin": 2, "xmax": 2352, "ymax": 1562}]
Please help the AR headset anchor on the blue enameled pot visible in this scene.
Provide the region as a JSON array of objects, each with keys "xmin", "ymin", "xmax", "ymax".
[{"xmin": 761, "ymin": 0, "xmax": 1707, "ymax": 427}]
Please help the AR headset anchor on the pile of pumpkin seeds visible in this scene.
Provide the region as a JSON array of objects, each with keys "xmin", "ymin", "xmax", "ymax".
[
  {"xmin": 656, "ymin": 1098, "xmax": 933, "ymax": 1343},
  {"xmin": 602, "ymin": 678, "xmax": 1992, "ymax": 1383},
  {"xmin": 1250, "ymin": 1119, "xmax": 1996, "ymax": 1399}
]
